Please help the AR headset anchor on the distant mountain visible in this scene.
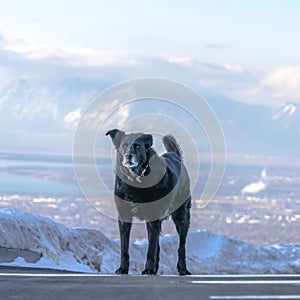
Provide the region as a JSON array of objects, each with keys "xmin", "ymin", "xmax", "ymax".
[
  {"xmin": 0, "ymin": 78, "xmax": 102, "ymax": 132},
  {"xmin": 206, "ymin": 95, "xmax": 300, "ymax": 158},
  {"xmin": 271, "ymin": 102, "xmax": 300, "ymax": 139},
  {"xmin": 0, "ymin": 77, "xmax": 299, "ymax": 158}
]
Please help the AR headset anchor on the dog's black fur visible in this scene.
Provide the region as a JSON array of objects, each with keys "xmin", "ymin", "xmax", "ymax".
[{"xmin": 106, "ymin": 129, "xmax": 191, "ymax": 275}]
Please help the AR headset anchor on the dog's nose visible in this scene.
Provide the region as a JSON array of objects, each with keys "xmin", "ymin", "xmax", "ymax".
[{"xmin": 125, "ymin": 154, "xmax": 133, "ymax": 160}]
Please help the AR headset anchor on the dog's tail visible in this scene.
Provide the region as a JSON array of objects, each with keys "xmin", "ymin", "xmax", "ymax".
[{"xmin": 163, "ymin": 135, "xmax": 183, "ymax": 158}]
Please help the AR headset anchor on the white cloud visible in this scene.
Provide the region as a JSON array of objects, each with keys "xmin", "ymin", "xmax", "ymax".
[
  {"xmin": 163, "ymin": 55, "xmax": 193, "ymax": 66},
  {"xmin": 1, "ymin": 34, "xmax": 295, "ymax": 108},
  {"xmin": 60, "ymin": 47, "xmax": 138, "ymax": 67},
  {"xmin": 262, "ymin": 66, "xmax": 300, "ymax": 101},
  {"xmin": 2, "ymin": 41, "xmax": 138, "ymax": 67},
  {"xmin": 223, "ymin": 63, "xmax": 244, "ymax": 73}
]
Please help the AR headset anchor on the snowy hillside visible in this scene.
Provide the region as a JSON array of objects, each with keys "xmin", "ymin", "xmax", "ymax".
[
  {"xmin": 0, "ymin": 209, "xmax": 300, "ymax": 274},
  {"xmin": 0, "ymin": 209, "xmax": 120, "ymax": 273}
]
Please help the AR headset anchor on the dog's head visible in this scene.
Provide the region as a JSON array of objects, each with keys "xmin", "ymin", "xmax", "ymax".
[{"xmin": 106, "ymin": 129, "xmax": 153, "ymax": 177}]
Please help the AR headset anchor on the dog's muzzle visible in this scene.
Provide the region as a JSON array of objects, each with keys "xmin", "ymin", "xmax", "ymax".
[
  {"xmin": 122, "ymin": 153, "xmax": 138, "ymax": 168},
  {"xmin": 121, "ymin": 163, "xmax": 148, "ymax": 184}
]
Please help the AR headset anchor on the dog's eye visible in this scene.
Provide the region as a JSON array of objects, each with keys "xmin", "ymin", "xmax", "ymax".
[{"xmin": 133, "ymin": 143, "xmax": 140, "ymax": 149}]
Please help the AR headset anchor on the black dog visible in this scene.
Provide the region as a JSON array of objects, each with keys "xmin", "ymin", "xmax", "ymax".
[{"xmin": 106, "ymin": 129, "xmax": 191, "ymax": 275}]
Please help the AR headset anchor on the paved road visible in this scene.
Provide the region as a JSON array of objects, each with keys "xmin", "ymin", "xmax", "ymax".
[{"xmin": 0, "ymin": 267, "xmax": 300, "ymax": 300}]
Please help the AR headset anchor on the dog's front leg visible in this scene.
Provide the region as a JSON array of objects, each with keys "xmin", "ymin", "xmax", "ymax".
[
  {"xmin": 142, "ymin": 220, "xmax": 161, "ymax": 275},
  {"xmin": 116, "ymin": 220, "xmax": 132, "ymax": 274}
]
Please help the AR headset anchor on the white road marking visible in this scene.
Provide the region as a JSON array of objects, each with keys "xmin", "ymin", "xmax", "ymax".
[
  {"xmin": 168, "ymin": 274, "xmax": 300, "ymax": 278},
  {"xmin": 0, "ymin": 273, "xmax": 299, "ymax": 279},
  {"xmin": 188, "ymin": 274, "xmax": 300, "ymax": 278},
  {"xmin": 191, "ymin": 280, "xmax": 300, "ymax": 285},
  {"xmin": 0, "ymin": 273, "xmax": 106, "ymax": 277},
  {"xmin": 210, "ymin": 296, "xmax": 300, "ymax": 299}
]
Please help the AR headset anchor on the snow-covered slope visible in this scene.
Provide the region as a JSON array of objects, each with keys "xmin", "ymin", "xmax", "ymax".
[
  {"xmin": 0, "ymin": 209, "xmax": 299, "ymax": 274},
  {"xmin": 0, "ymin": 209, "xmax": 120, "ymax": 273}
]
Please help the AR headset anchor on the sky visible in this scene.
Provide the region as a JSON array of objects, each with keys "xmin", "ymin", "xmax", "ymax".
[
  {"xmin": 0, "ymin": 0, "xmax": 299, "ymax": 68},
  {"xmin": 0, "ymin": 0, "xmax": 300, "ymax": 108},
  {"xmin": 0, "ymin": 1, "xmax": 300, "ymax": 154}
]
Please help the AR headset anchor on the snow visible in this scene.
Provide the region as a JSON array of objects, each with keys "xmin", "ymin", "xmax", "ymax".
[
  {"xmin": 272, "ymin": 103, "xmax": 297, "ymax": 120},
  {"xmin": 1, "ymin": 209, "xmax": 300, "ymax": 274},
  {"xmin": 241, "ymin": 168, "xmax": 267, "ymax": 195},
  {"xmin": 284, "ymin": 104, "xmax": 297, "ymax": 116},
  {"xmin": 0, "ymin": 209, "xmax": 120, "ymax": 273},
  {"xmin": 63, "ymin": 108, "xmax": 82, "ymax": 130},
  {"xmin": 241, "ymin": 180, "xmax": 266, "ymax": 194}
]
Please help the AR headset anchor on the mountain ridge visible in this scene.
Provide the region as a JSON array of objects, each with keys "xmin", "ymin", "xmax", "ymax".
[{"xmin": 1, "ymin": 78, "xmax": 299, "ymax": 158}]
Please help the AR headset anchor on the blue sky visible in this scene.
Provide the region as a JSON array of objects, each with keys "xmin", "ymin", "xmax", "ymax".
[
  {"xmin": 0, "ymin": 1, "xmax": 299, "ymax": 154},
  {"xmin": 1, "ymin": 0, "xmax": 300, "ymax": 70},
  {"xmin": 1, "ymin": 1, "xmax": 300, "ymax": 121}
]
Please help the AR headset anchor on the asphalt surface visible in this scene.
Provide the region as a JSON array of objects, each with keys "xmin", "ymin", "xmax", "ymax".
[{"xmin": 0, "ymin": 267, "xmax": 300, "ymax": 300}]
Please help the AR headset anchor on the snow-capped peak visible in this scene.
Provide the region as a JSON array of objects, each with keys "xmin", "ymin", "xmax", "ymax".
[
  {"xmin": 272, "ymin": 103, "xmax": 297, "ymax": 121},
  {"xmin": 284, "ymin": 104, "xmax": 297, "ymax": 116}
]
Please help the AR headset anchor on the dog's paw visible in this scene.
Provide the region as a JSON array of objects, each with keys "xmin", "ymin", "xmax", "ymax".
[
  {"xmin": 178, "ymin": 268, "xmax": 192, "ymax": 276},
  {"xmin": 142, "ymin": 269, "xmax": 157, "ymax": 275},
  {"xmin": 115, "ymin": 267, "xmax": 129, "ymax": 274}
]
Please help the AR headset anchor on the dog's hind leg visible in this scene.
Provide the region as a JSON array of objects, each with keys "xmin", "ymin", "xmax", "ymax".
[
  {"xmin": 116, "ymin": 220, "xmax": 132, "ymax": 274},
  {"xmin": 142, "ymin": 220, "xmax": 161, "ymax": 275},
  {"xmin": 172, "ymin": 197, "xmax": 192, "ymax": 275}
]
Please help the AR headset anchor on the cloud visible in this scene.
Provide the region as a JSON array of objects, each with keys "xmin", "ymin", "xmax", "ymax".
[
  {"xmin": 223, "ymin": 64, "xmax": 244, "ymax": 73},
  {"xmin": 0, "ymin": 36, "xmax": 142, "ymax": 83},
  {"xmin": 163, "ymin": 55, "xmax": 193, "ymax": 66},
  {"xmin": 262, "ymin": 66, "xmax": 300, "ymax": 101},
  {"xmin": 0, "ymin": 39, "xmax": 255, "ymax": 96},
  {"xmin": 0, "ymin": 34, "xmax": 288, "ymax": 109},
  {"xmin": 203, "ymin": 43, "xmax": 231, "ymax": 50},
  {"xmin": 2, "ymin": 42, "xmax": 139, "ymax": 67}
]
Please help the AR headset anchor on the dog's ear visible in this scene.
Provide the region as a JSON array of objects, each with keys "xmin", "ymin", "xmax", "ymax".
[
  {"xmin": 106, "ymin": 129, "xmax": 125, "ymax": 149},
  {"xmin": 141, "ymin": 134, "xmax": 153, "ymax": 149}
]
